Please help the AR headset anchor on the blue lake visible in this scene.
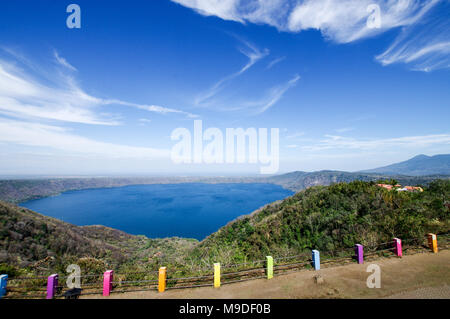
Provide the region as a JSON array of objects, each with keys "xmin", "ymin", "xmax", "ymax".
[{"xmin": 21, "ymin": 183, "xmax": 293, "ymax": 240}]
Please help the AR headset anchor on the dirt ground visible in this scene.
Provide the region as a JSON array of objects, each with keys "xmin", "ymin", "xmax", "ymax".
[{"xmin": 83, "ymin": 250, "xmax": 450, "ymax": 299}]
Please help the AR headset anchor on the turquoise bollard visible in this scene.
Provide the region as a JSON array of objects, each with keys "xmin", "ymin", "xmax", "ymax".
[{"xmin": 312, "ymin": 250, "xmax": 320, "ymax": 270}]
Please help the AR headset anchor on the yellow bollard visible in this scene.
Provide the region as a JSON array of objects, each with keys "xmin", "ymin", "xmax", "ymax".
[
  {"xmin": 266, "ymin": 256, "xmax": 273, "ymax": 279},
  {"xmin": 214, "ymin": 263, "xmax": 220, "ymax": 288},
  {"xmin": 158, "ymin": 267, "xmax": 167, "ymax": 292},
  {"xmin": 427, "ymin": 233, "xmax": 438, "ymax": 253}
]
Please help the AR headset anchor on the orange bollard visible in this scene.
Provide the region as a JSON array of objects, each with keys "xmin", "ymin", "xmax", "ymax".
[
  {"xmin": 158, "ymin": 267, "xmax": 167, "ymax": 292},
  {"xmin": 427, "ymin": 233, "xmax": 438, "ymax": 253}
]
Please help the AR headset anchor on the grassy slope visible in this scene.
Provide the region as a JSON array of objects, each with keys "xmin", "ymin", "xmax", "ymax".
[{"xmin": 0, "ymin": 200, "xmax": 197, "ymax": 276}]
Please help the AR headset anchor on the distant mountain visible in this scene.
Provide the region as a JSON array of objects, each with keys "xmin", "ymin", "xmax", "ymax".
[
  {"xmin": 361, "ymin": 154, "xmax": 450, "ymax": 176},
  {"xmin": 0, "ymin": 170, "xmax": 449, "ymax": 203}
]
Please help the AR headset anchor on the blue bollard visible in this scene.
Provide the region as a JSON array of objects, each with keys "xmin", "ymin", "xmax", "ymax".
[
  {"xmin": 312, "ymin": 250, "xmax": 320, "ymax": 270},
  {"xmin": 0, "ymin": 274, "xmax": 8, "ymax": 298}
]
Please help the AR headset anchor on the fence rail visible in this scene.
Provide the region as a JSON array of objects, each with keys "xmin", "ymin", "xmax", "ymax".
[{"xmin": 1, "ymin": 232, "xmax": 448, "ymax": 299}]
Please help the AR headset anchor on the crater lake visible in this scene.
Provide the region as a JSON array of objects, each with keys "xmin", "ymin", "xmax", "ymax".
[{"xmin": 21, "ymin": 183, "xmax": 293, "ymax": 240}]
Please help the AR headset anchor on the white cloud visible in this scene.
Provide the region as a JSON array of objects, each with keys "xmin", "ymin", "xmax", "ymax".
[
  {"xmin": 376, "ymin": 1, "xmax": 450, "ymax": 71},
  {"xmin": 335, "ymin": 127, "xmax": 354, "ymax": 133},
  {"xmin": 0, "ymin": 51, "xmax": 197, "ymax": 125},
  {"xmin": 286, "ymin": 131, "xmax": 305, "ymax": 139},
  {"xmin": 194, "ymin": 38, "xmax": 269, "ymax": 106},
  {"xmin": 53, "ymin": 50, "xmax": 77, "ymax": 71},
  {"xmin": 229, "ymin": 73, "xmax": 300, "ymax": 114},
  {"xmin": 256, "ymin": 73, "xmax": 300, "ymax": 113},
  {"xmin": 0, "ymin": 118, "xmax": 170, "ymax": 159},
  {"xmin": 172, "ymin": 0, "xmax": 449, "ymax": 71},
  {"xmin": 301, "ymin": 133, "xmax": 450, "ymax": 152},
  {"xmin": 266, "ymin": 56, "xmax": 286, "ymax": 69}
]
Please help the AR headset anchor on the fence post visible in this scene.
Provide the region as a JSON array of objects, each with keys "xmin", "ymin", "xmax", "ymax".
[
  {"xmin": 103, "ymin": 270, "xmax": 114, "ymax": 296},
  {"xmin": 355, "ymin": 244, "xmax": 364, "ymax": 264},
  {"xmin": 158, "ymin": 267, "xmax": 167, "ymax": 292},
  {"xmin": 46, "ymin": 274, "xmax": 58, "ymax": 299},
  {"xmin": 0, "ymin": 274, "xmax": 7, "ymax": 299},
  {"xmin": 266, "ymin": 256, "xmax": 273, "ymax": 279},
  {"xmin": 214, "ymin": 263, "xmax": 221, "ymax": 288},
  {"xmin": 393, "ymin": 238, "xmax": 402, "ymax": 257},
  {"xmin": 427, "ymin": 233, "xmax": 438, "ymax": 253},
  {"xmin": 312, "ymin": 250, "xmax": 320, "ymax": 270}
]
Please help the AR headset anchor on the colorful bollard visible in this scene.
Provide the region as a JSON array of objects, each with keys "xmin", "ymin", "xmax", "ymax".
[
  {"xmin": 0, "ymin": 274, "xmax": 8, "ymax": 299},
  {"xmin": 103, "ymin": 270, "xmax": 114, "ymax": 296},
  {"xmin": 427, "ymin": 233, "xmax": 438, "ymax": 253},
  {"xmin": 46, "ymin": 274, "xmax": 58, "ymax": 299},
  {"xmin": 266, "ymin": 256, "xmax": 273, "ymax": 279},
  {"xmin": 355, "ymin": 244, "xmax": 364, "ymax": 264},
  {"xmin": 214, "ymin": 263, "xmax": 221, "ymax": 288},
  {"xmin": 312, "ymin": 250, "xmax": 320, "ymax": 270},
  {"xmin": 393, "ymin": 238, "xmax": 402, "ymax": 257},
  {"xmin": 158, "ymin": 267, "xmax": 167, "ymax": 293}
]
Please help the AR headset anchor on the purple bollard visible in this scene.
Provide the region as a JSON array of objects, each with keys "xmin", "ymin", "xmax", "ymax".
[
  {"xmin": 46, "ymin": 274, "xmax": 58, "ymax": 299},
  {"xmin": 355, "ymin": 244, "xmax": 364, "ymax": 264}
]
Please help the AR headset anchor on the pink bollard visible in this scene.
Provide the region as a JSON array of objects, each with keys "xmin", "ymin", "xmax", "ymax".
[
  {"xmin": 103, "ymin": 270, "xmax": 114, "ymax": 296},
  {"xmin": 46, "ymin": 274, "xmax": 58, "ymax": 299},
  {"xmin": 393, "ymin": 238, "xmax": 402, "ymax": 257}
]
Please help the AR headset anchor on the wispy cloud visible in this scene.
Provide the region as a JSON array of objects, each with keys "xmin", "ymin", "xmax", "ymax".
[
  {"xmin": 0, "ymin": 118, "xmax": 170, "ymax": 159},
  {"xmin": 233, "ymin": 73, "xmax": 300, "ymax": 114},
  {"xmin": 266, "ymin": 56, "xmax": 286, "ymax": 69},
  {"xmin": 376, "ymin": 1, "xmax": 450, "ymax": 71},
  {"xmin": 194, "ymin": 38, "xmax": 269, "ymax": 106},
  {"xmin": 0, "ymin": 49, "xmax": 197, "ymax": 125},
  {"xmin": 256, "ymin": 74, "xmax": 300, "ymax": 113},
  {"xmin": 285, "ymin": 131, "xmax": 305, "ymax": 139},
  {"xmin": 53, "ymin": 50, "xmax": 77, "ymax": 72},
  {"xmin": 172, "ymin": 0, "xmax": 448, "ymax": 71},
  {"xmin": 335, "ymin": 127, "xmax": 354, "ymax": 133},
  {"xmin": 301, "ymin": 133, "xmax": 450, "ymax": 152}
]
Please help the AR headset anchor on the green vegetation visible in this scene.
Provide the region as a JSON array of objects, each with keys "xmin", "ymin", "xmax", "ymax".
[
  {"xmin": 188, "ymin": 180, "xmax": 450, "ymax": 265},
  {"xmin": 0, "ymin": 200, "xmax": 197, "ymax": 277},
  {"xmin": 0, "ymin": 179, "xmax": 449, "ymax": 281}
]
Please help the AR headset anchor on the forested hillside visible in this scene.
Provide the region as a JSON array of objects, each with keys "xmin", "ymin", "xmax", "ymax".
[
  {"xmin": 0, "ymin": 201, "xmax": 197, "ymax": 276},
  {"xmin": 189, "ymin": 180, "xmax": 450, "ymax": 264}
]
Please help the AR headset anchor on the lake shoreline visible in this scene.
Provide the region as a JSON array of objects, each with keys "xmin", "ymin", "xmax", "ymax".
[{"xmin": 20, "ymin": 183, "xmax": 294, "ymax": 240}]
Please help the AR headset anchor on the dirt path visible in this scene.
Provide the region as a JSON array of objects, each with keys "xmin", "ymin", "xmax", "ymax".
[{"xmin": 83, "ymin": 250, "xmax": 450, "ymax": 299}]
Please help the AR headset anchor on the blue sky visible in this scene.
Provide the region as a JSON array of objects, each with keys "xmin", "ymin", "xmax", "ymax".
[{"xmin": 0, "ymin": 0, "xmax": 449, "ymax": 175}]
